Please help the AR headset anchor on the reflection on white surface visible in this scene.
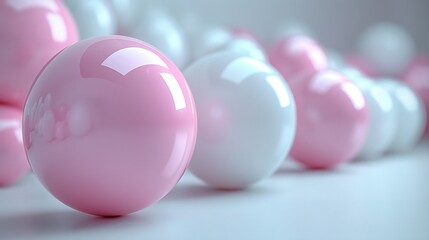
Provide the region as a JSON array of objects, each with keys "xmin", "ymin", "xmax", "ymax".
[
  {"xmin": 370, "ymin": 86, "xmax": 393, "ymax": 112},
  {"xmin": 6, "ymin": 0, "xmax": 59, "ymax": 12},
  {"xmin": 101, "ymin": 47, "xmax": 168, "ymax": 76},
  {"xmin": 221, "ymin": 58, "xmax": 273, "ymax": 84},
  {"xmin": 310, "ymin": 71, "xmax": 342, "ymax": 93},
  {"xmin": 266, "ymin": 75, "xmax": 291, "ymax": 108},
  {"xmin": 0, "ymin": 119, "xmax": 22, "ymax": 143},
  {"xmin": 161, "ymin": 73, "xmax": 187, "ymax": 111},
  {"xmin": 395, "ymin": 86, "xmax": 419, "ymax": 112},
  {"xmin": 46, "ymin": 13, "xmax": 67, "ymax": 42},
  {"xmin": 162, "ymin": 132, "xmax": 188, "ymax": 177},
  {"xmin": 342, "ymin": 82, "xmax": 366, "ymax": 110}
]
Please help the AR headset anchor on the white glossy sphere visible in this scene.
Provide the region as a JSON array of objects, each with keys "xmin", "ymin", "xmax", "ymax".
[
  {"xmin": 184, "ymin": 52, "xmax": 296, "ymax": 189},
  {"xmin": 130, "ymin": 8, "xmax": 189, "ymax": 69},
  {"xmin": 63, "ymin": 0, "xmax": 116, "ymax": 39},
  {"xmin": 189, "ymin": 25, "xmax": 233, "ymax": 61},
  {"xmin": 217, "ymin": 38, "xmax": 266, "ymax": 61},
  {"xmin": 358, "ymin": 22, "xmax": 416, "ymax": 76},
  {"xmin": 379, "ymin": 79, "xmax": 426, "ymax": 152},
  {"xmin": 342, "ymin": 71, "xmax": 397, "ymax": 159}
]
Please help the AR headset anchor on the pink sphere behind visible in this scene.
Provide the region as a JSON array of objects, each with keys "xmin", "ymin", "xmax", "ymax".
[
  {"xmin": 290, "ymin": 70, "xmax": 369, "ymax": 169},
  {"xmin": 23, "ymin": 35, "xmax": 197, "ymax": 216},
  {"xmin": 402, "ymin": 55, "xmax": 429, "ymax": 137},
  {"xmin": 0, "ymin": 0, "xmax": 78, "ymax": 108},
  {"xmin": 268, "ymin": 36, "xmax": 328, "ymax": 82},
  {"xmin": 0, "ymin": 106, "xmax": 29, "ymax": 186}
]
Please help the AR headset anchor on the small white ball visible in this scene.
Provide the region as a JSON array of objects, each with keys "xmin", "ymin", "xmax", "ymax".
[
  {"xmin": 189, "ymin": 25, "xmax": 233, "ymax": 61},
  {"xmin": 378, "ymin": 79, "xmax": 426, "ymax": 152},
  {"xmin": 342, "ymin": 70, "xmax": 397, "ymax": 159},
  {"xmin": 184, "ymin": 52, "xmax": 296, "ymax": 189},
  {"xmin": 358, "ymin": 22, "xmax": 416, "ymax": 76}
]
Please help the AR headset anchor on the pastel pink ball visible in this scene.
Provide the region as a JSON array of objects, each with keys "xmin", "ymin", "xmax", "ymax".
[
  {"xmin": 0, "ymin": 0, "xmax": 78, "ymax": 108},
  {"xmin": 23, "ymin": 35, "xmax": 197, "ymax": 216},
  {"xmin": 230, "ymin": 27, "xmax": 262, "ymax": 46},
  {"xmin": 0, "ymin": 106, "xmax": 29, "ymax": 186},
  {"xmin": 289, "ymin": 70, "xmax": 369, "ymax": 169},
  {"xmin": 402, "ymin": 56, "xmax": 429, "ymax": 137},
  {"xmin": 268, "ymin": 36, "xmax": 328, "ymax": 82}
]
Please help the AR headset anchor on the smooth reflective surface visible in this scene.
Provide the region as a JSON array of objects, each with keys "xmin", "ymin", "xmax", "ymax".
[
  {"xmin": 342, "ymin": 70, "xmax": 397, "ymax": 159},
  {"xmin": 268, "ymin": 36, "xmax": 328, "ymax": 82},
  {"xmin": 184, "ymin": 52, "xmax": 296, "ymax": 189},
  {"xmin": 0, "ymin": 106, "xmax": 29, "ymax": 186},
  {"xmin": 379, "ymin": 79, "xmax": 426, "ymax": 153},
  {"xmin": 0, "ymin": 0, "xmax": 78, "ymax": 108},
  {"xmin": 63, "ymin": 0, "xmax": 116, "ymax": 39},
  {"xmin": 23, "ymin": 35, "xmax": 197, "ymax": 216},
  {"xmin": 402, "ymin": 56, "xmax": 429, "ymax": 137},
  {"xmin": 290, "ymin": 70, "xmax": 369, "ymax": 169}
]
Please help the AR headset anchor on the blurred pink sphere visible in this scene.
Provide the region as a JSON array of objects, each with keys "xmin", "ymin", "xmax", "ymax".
[
  {"xmin": 268, "ymin": 36, "xmax": 328, "ymax": 82},
  {"xmin": 0, "ymin": 0, "xmax": 78, "ymax": 107},
  {"xmin": 0, "ymin": 106, "xmax": 29, "ymax": 186},
  {"xmin": 290, "ymin": 70, "xmax": 369, "ymax": 169}
]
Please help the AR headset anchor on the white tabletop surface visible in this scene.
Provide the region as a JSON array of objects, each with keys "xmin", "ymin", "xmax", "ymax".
[{"xmin": 1, "ymin": 140, "xmax": 429, "ymax": 240}]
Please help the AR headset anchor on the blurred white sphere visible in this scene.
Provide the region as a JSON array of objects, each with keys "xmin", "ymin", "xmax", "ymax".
[
  {"xmin": 63, "ymin": 0, "xmax": 116, "ymax": 39},
  {"xmin": 130, "ymin": 7, "xmax": 189, "ymax": 69},
  {"xmin": 104, "ymin": 0, "xmax": 140, "ymax": 34},
  {"xmin": 327, "ymin": 50, "xmax": 345, "ymax": 70},
  {"xmin": 189, "ymin": 25, "xmax": 233, "ymax": 62},
  {"xmin": 358, "ymin": 22, "xmax": 416, "ymax": 76},
  {"xmin": 342, "ymin": 70, "xmax": 397, "ymax": 159},
  {"xmin": 379, "ymin": 79, "xmax": 425, "ymax": 153}
]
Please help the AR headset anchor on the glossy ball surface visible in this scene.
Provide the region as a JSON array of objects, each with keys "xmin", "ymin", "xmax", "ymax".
[
  {"xmin": 402, "ymin": 56, "xmax": 429, "ymax": 137},
  {"xmin": 23, "ymin": 35, "xmax": 197, "ymax": 216},
  {"xmin": 0, "ymin": 0, "xmax": 78, "ymax": 107},
  {"xmin": 358, "ymin": 22, "xmax": 415, "ymax": 76},
  {"xmin": 184, "ymin": 52, "xmax": 296, "ymax": 189},
  {"xmin": 290, "ymin": 70, "xmax": 369, "ymax": 169},
  {"xmin": 379, "ymin": 79, "xmax": 426, "ymax": 152},
  {"xmin": 268, "ymin": 36, "xmax": 328, "ymax": 82},
  {"xmin": 0, "ymin": 106, "xmax": 29, "ymax": 186},
  {"xmin": 342, "ymin": 70, "xmax": 396, "ymax": 159},
  {"xmin": 63, "ymin": 0, "xmax": 116, "ymax": 39}
]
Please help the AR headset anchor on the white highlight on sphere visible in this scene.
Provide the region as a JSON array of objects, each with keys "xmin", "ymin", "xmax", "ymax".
[{"xmin": 358, "ymin": 22, "xmax": 416, "ymax": 76}]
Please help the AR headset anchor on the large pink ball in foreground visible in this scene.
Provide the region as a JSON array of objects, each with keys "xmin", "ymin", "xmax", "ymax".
[
  {"xmin": 402, "ymin": 56, "xmax": 429, "ymax": 137},
  {"xmin": 0, "ymin": 0, "xmax": 78, "ymax": 108},
  {"xmin": 0, "ymin": 106, "xmax": 29, "ymax": 186},
  {"xmin": 268, "ymin": 36, "xmax": 328, "ymax": 82},
  {"xmin": 23, "ymin": 35, "xmax": 197, "ymax": 216},
  {"xmin": 290, "ymin": 70, "xmax": 369, "ymax": 169}
]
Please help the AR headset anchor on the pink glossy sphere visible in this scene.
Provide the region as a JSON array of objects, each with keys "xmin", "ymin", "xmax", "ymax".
[
  {"xmin": 268, "ymin": 36, "xmax": 328, "ymax": 82},
  {"xmin": 290, "ymin": 70, "xmax": 369, "ymax": 169},
  {"xmin": 23, "ymin": 35, "xmax": 197, "ymax": 216},
  {"xmin": 402, "ymin": 56, "xmax": 429, "ymax": 137},
  {"xmin": 0, "ymin": 106, "xmax": 29, "ymax": 186},
  {"xmin": 0, "ymin": 0, "xmax": 78, "ymax": 108}
]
